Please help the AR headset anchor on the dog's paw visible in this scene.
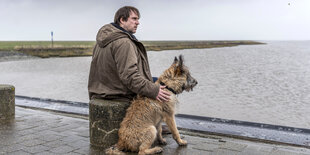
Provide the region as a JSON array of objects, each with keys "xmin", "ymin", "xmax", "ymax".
[
  {"xmin": 158, "ymin": 138, "xmax": 167, "ymax": 145},
  {"xmin": 153, "ymin": 146, "xmax": 163, "ymax": 154},
  {"xmin": 177, "ymin": 139, "xmax": 187, "ymax": 146}
]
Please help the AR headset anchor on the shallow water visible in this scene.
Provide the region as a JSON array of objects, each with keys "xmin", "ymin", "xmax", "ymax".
[{"xmin": 1, "ymin": 41, "xmax": 310, "ymax": 129}]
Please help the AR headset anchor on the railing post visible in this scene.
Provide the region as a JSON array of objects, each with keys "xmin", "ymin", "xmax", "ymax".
[{"xmin": 0, "ymin": 84, "xmax": 15, "ymax": 120}]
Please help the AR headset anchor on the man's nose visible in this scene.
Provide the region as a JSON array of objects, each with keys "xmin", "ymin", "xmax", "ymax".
[{"xmin": 136, "ymin": 20, "xmax": 140, "ymax": 25}]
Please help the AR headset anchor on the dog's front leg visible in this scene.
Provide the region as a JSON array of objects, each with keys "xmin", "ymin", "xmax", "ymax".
[
  {"xmin": 165, "ymin": 115, "xmax": 187, "ymax": 146},
  {"xmin": 156, "ymin": 123, "xmax": 167, "ymax": 145}
]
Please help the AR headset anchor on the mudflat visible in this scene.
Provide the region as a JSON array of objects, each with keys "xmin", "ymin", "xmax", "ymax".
[{"xmin": 0, "ymin": 40, "xmax": 263, "ymax": 58}]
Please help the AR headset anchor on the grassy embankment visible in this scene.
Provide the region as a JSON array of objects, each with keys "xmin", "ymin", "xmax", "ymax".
[{"xmin": 0, "ymin": 41, "xmax": 264, "ymax": 58}]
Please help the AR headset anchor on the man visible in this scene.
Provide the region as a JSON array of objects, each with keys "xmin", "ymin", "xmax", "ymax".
[{"xmin": 88, "ymin": 6, "xmax": 170, "ymax": 103}]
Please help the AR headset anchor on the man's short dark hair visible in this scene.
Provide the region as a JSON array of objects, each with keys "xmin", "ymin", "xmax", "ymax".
[{"xmin": 114, "ymin": 6, "xmax": 140, "ymax": 25}]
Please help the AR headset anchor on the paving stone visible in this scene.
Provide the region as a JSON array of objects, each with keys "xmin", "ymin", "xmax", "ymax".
[
  {"xmin": 19, "ymin": 138, "xmax": 45, "ymax": 147},
  {"xmin": 187, "ymin": 138, "xmax": 205, "ymax": 145},
  {"xmin": 34, "ymin": 151, "xmax": 56, "ymax": 155},
  {"xmin": 7, "ymin": 150, "xmax": 31, "ymax": 155},
  {"xmin": 0, "ymin": 144, "xmax": 24, "ymax": 153},
  {"xmin": 187, "ymin": 136, "xmax": 219, "ymax": 145},
  {"xmin": 46, "ymin": 122, "xmax": 64, "ymax": 128},
  {"xmin": 49, "ymin": 145, "xmax": 76, "ymax": 154},
  {"xmin": 23, "ymin": 117, "xmax": 45, "ymax": 123},
  {"xmin": 164, "ymin": 147, "xmax": 210, "ymax": 155},
  {"xmin": 31, "ymin": 126, "xmax": 51, "ymax": 132},
  {"xmin": 59, "ymin": 135, "xmax": 85, "ymax": 143},
  {"xmin": 204, "ymin": 138, "xmax": 223, "ymax": 145},
  {"xmin": 22, "ymin": 145, "xmax": 50, "ymax": 154},
  {"xmin": 35, "ymin": 130, "xmax": 61, "ymax": 137},
  {"xmin": 50, "ymin": 125, "xmax": 74, "ymax": 132},
  {"xmin": 239, "ymin": 145, "xmax": 264, "ymax": 155},
  {"xmin": 64, "ymin": 152, "xmax": 82, "ymax": 155},
  {"xmin": 75, "ymin": 130, "xmax": 89, "ymax": 138},
  {"xmin": 276, "ymin": 146, "xmax": 310, "ymax": 154},
  {"xmin": 59, "ymin": 130, "xmax": 83, "ymax": 137},
  {"xmin": 270, "ymin": 149, "xmax": 302, "ymax": 155},
  {"xmin": 185, "ymin": 149, "xmax": 212, "ymax": 155},
  {"xmin": 16, "ymin": 129, "xmax": 39, "ymax": 136},
  {"xmin": 211, "ymin": 148, "xmax": 239, "ymax": 155},
  {"xmin": 66, "ymin": 139, "xmax": 90, "ymax": 148},
  {"xmin": 0, "ymin": 139, "xmax": 15, "ymax": 146},
  {"xmin": 37, "ymin": 134, "xmax": 62, "ymax": 142},
  {"xmin": 73, "ymin": 148, "xmax": 91, "ymax": 154},
  {"xmin": 192, "ymin": 143, "xmax": 219, "ymax": 152},
  {"xmin": 43, "ymin": 140, "xmax": 68, "ymax": 148},
  {"xmin": 14, "ymin": 124, "xmax": 37, "ymax": 131},
  {"xmin": 259, "ymin": 146, "xmax": 278, "ymax": 154},
  {"xmin": 16, "ymin": 134, "xmax": 42, "ymax": 142},
  {"xmin": 219, "ymin": 142, "xmax": 248, "ymax": 152}
]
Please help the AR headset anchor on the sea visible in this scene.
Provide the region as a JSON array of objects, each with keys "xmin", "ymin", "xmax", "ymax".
[{"xmin": 1, "ymin": 41, "xmax": 309, "ymax": 129}]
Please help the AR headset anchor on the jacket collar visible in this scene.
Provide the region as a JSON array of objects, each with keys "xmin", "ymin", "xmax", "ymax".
[{"xmin": 111, "ymin": 23, "xmax": 137, "ymax": 41}]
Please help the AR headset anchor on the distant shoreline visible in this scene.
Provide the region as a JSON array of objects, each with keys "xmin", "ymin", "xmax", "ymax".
[{"xmin": 0, "ymin": 40, "xmax": 264, "ymax": 58}]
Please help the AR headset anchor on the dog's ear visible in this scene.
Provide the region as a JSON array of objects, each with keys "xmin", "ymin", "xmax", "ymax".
[
  {"xmin": 174, "ymin": 55, "xmax": 184, "ymax": 75},
  {"xmin": 174, "ymin": 56, "xmax": 178, "ymax": 64},
  {"xmin": 178, "ymin": 55, "xmax": 184, "ymax": 68}
]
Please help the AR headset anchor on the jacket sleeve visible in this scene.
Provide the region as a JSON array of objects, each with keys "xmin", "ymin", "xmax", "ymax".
[{"xmin": 113, "ymin": 39, "xmax": 160, "ymax": 99}]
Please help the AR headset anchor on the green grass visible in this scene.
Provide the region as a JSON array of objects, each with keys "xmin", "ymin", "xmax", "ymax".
[
  {"xmin": 0, "ymin": 41, "xmax": 95, "ymax": 51},
  {"xmin": 142, "ymin": 40, "xmax": 264, "ymax": 51},
  {"xmin": 0, "ymin": 40, "xmax": 264, "ymax": 58}
]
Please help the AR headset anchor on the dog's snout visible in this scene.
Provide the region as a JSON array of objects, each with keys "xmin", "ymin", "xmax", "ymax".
[{"xmin": 192, "ymin": 78, "xmax": 198, "ymax": 85}]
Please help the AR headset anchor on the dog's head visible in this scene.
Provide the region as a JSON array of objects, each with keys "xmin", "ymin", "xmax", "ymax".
[{"xmin": 158, "ymin": 55, "xmax": 198, "ymax": 94}]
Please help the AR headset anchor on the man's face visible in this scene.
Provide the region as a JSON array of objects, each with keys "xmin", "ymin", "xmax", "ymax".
[{"xmin": 120, "ymin": 11, "xmax": 139, "ymax": 34}]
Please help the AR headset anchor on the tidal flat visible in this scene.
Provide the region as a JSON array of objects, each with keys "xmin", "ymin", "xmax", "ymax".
[{"xmin": 0, "ymin": 40, "xmax": 263, "ymax": 58}]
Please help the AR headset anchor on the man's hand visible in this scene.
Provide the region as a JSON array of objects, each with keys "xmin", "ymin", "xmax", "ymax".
[{"xmin": 156, "ymin": 85, "xmax": 170, "ymax": 102}]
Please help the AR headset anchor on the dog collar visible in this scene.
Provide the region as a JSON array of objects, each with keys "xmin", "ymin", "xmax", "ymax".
[{"xmin": 159, "ymin": 81, "xmax": 177, "ymax": 95}]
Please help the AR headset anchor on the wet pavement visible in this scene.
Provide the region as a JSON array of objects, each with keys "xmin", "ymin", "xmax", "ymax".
[
  {"xmin": 15, "ymin": 95, "xmax": 310, "ymax": 148},
  {"xmin": 1, "ymin": 107, "xmax": 310, "ymax": 155}
]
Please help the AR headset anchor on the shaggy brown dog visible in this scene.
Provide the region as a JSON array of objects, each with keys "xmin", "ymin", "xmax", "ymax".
[{"xmin": 106, "ymin": 55, "xmax": 198, "ymax": 155}]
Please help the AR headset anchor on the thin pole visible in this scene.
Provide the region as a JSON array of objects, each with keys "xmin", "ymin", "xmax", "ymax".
[{"xmin": 51, "ymin": 31, "xmax": 54, "ymax": 48}]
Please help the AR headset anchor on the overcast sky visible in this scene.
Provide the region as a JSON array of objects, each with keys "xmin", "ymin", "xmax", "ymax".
[{"xmin": 1, "ymin": 0, "xmax": 309, "ymax": 41}]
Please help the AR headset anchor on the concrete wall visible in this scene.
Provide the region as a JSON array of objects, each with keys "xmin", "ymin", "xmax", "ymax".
[{"xmin": 89, "ymin": 99, "xmax": 130, "ymax": 148}]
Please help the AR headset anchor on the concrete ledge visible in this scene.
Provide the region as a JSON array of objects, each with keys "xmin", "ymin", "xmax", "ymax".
[
  {"xmin": 0, "ymin": 84, "xmax": 15, "ymax": 120},
  {"xmin": 89, "ymin": 99, "xmax": 130, "ymax": 148}
]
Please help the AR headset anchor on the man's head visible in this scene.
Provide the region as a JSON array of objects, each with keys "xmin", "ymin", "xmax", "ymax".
[{"xmin": 114, "ymin": 6, "xmax": 140, "ymax": 34}]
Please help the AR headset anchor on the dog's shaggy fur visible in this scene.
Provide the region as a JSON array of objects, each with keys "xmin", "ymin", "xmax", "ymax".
[{"xmin": 106, "ymin": 55, "xmax": 197, "ymax": 155}]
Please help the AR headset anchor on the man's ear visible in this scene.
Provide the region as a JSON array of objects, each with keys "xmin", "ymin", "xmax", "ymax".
[
  {"xmin": 120, "ymin": 16, "xmax": 128, "ymax": 25},
  {"xmin": 120, "ymin": 17, "xmax": 124, "ymax": 25}
]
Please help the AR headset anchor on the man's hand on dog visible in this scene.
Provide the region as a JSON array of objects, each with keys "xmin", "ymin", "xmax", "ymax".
[{"xmin": 156, "ymin": 85, "xmax": 170, "ymax": 102}]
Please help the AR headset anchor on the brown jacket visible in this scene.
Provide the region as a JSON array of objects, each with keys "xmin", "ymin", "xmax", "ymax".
[{"xmin": 88, "ymin": 24, "xmax": 159, "ymax": 101}]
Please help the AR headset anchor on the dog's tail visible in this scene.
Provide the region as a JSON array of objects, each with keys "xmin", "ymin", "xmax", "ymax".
[{"xmin": 105, "ymin": 144, "xmax": 125, "ymax": 155}]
